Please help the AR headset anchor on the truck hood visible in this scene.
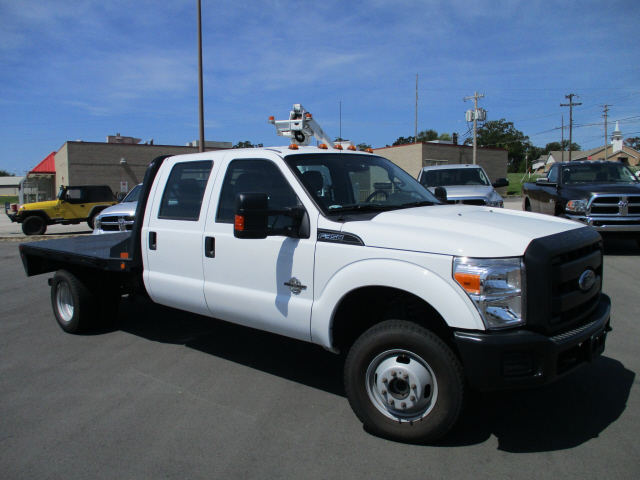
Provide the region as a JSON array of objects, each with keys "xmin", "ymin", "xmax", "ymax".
[
  {"xmin": 341, "ymin": 205, "xmax": 583, "ymax": 257},
  {"xmin": 561, "ymin": 183, "xmax": 640, "ymax": 199},
  {"xmin": 20, "ymin": 200, "xmax": 58, "ymax": 211},
  {"xmin": 428, "ymin": 185, "xmax": 498, "ymax": 201},
  {"xmin": 97, "ymin": 201, "xmax": 138, "ymax": 217}
]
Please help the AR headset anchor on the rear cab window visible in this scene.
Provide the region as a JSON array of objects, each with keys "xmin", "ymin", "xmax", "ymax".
[{"xmin": 158, "ymin": 161, "xmax": 214, "ymax": 221}]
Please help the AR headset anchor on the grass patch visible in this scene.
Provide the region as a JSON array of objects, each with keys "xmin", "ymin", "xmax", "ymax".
[
  {"xmin": 1, "ymin": 195, "xmax": 18, "ymax": 205},
  {"xmin": 505, "ymin": 173, "xmax": 541, "ymax": 196}
]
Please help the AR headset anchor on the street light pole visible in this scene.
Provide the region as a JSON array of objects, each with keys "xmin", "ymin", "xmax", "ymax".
[{"xmin": 197, "ymin": 0, "xmax": 205, "ymax": 153}]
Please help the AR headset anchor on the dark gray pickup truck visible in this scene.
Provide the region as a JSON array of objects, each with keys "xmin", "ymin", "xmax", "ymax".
[{"xmin": 522, "ymin": 161, "xmax": 640, "ymax": 247}]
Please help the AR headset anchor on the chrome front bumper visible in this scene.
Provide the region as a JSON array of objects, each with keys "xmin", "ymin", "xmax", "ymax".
[{"xmin": 566, "ymin": 214, "xmax": 640, "ymax": 232}]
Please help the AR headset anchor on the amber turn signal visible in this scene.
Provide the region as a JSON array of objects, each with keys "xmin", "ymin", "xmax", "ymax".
[{"xmin": 234, "ymin": 215, "xmax": 245, "ymax": 231}]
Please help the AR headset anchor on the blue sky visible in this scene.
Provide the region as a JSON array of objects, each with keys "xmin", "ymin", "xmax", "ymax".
[{"xmin": 1, "ymin": 0, "xmax": 639, "ymax": 174}]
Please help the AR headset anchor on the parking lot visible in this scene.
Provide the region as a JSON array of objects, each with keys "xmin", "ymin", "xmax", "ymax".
[{"xmin": 1, "ymin": 206, "xmax": 639, "ymax": 479}]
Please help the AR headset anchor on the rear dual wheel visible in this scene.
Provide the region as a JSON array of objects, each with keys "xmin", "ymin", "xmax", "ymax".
[
  {"xmin": 344, "ymin": 320, "xmax": 465, "ymax": 443},
  {"xmin": 51, "ymin": 270, "xmax": 120, "ymax": 334}
]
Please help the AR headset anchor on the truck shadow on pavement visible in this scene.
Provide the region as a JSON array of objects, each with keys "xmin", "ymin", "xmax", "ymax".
[
  {"xmin": 602, "ymin": 236, "xmax": 640, "ymax": 255},
  {"xmin": 115, "ymin": 297, "xmax": 634, "ymax": 453}
]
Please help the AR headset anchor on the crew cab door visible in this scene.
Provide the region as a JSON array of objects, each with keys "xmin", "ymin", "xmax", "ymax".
[
  {"xmin": 143, "ymin": 157, "xmax": 220, "ymax": 316},
  {"xmin": 538, "ymin": 165, "xmax": 559, "ymax": 215},
  {"xmin": 202, "ymin": 153, "xmax": 317, "ymax": 341}
]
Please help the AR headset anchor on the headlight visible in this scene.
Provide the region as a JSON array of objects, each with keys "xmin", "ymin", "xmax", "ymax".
[
  {"xmin": 488, "ymin": 200, "xmax": 503, "ymax": 208},
  {"xmin": 453, "ymin": 257, "xmax": 526, "ymax": 330},
  {"xmin": 566, "ymin": 199, "xmax": 588, "ymax": 213},
  {"xmin": 94, "ymin": 217, "xmax": 102, "ymax": 230}
]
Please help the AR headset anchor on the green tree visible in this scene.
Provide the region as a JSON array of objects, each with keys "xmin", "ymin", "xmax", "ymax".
[
  {"xmin": 233, "ymin": 141, "xmax": 256, "ymax": 149},
  {"xmin": 417, "ymin": 129, "xmax": 438, "ymax": 142},
  {"xmin": 542, "ymin": 140, "xmax": 581, "ymax": 154},
  {"xmin": 392, "ymin": 136, "xmax": 415, "ymax": 145},
  {"xmin": 0, "ymin": 169, "xmax": 15, "ymax": 176},
  {"xmin": 624, "ymin": 137, "xmax": 640, "ymax": 151},
  {"xmin": 356, "ymin": 143, "xmax": 371, "ymax": 151},
  {"xmin": 438, "ymin": 133, "xmax": 452, "ymax": 141},
  {"xmin": 464, "ymin": 119, "xmax": 532, "ymax": 173}
]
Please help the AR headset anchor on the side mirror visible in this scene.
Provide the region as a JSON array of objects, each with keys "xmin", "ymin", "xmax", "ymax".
[
  {"xmin": 492, "ymin": 177, "xmax": 509, "ymax": 188},
  {"xmin": 234, "ymin": 193, "xmax": 269, "ymax": 239},
  {"xmin": 434, "ymin": 186, "xmax": 447, "ymax": 204},
  {"xmin": 116, "ymin": 192, "xmax": 127, "ymax": 202},
  {"xmin": 536, "ymin": 178, "xmax": 556, "ymax": 186}
]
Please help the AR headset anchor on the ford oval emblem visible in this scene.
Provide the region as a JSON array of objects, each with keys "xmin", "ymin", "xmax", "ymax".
[{"xmin": 578, "ymin": 269, "xmax": 595, "ymax": 292}]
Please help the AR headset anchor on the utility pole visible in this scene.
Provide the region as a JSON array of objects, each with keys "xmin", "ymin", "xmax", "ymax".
[
  {"xmin": 560, "ymin": 94, "xmax": 581, "ymax": 161},
  {"xmin": 464, "ymin": 91, "xmax": 484, "ymax": 164},
  {"xmin": 415, "ymin": 74, "xmax": 418, "ymax": 143},
  {"xmin": 561, "ymin": 115, "xmax": 564, "ymax": 162},
  {"xmin": 197, "ymin": 0, "xmax": 205, "ymax": 153},
  {"xmin": 601, "ymin": 104, "xmax": 611, "ymax": 161}
]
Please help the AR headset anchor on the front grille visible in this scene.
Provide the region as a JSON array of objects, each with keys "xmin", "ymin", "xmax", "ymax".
[
  {"xmin": 524, "ymin": 228, "xmax": 603, "ymax": 335},
  {"xmin": 99, "ymin": 215, "xmax": 135, "ymax": 232},
  {"xmin": 589, "ymin": 194, "xmax": 640, "ymax": 217},
  {"xmin": 447, "ymin": 198, "xmax": 487, "ymax": 206}
]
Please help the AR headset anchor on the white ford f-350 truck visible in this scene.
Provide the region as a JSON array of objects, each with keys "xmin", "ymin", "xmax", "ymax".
[{"xmin": 18, "ymin": 145, "xmax": 611, "ymax": 443}]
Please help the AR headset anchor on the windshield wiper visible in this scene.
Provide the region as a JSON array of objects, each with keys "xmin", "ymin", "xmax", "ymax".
[
  {"xmin": 327, "ymin": 204, "xmax": 401, "ymax": 213},
  {"xmin": 398, "ymin": 200, "xmax": 438, "ymax": 208}
]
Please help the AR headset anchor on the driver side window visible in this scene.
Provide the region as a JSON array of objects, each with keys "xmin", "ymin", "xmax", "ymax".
[
  {"xmin": 547, "ymin": 166, "xmax": 558, "ymax": 183},
  {"xmin": 216, "ymin": 159, "xmax": 301, "ymax": 232}
]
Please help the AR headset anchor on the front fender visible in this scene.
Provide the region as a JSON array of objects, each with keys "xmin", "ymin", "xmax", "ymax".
[{"xmin": 310, "ymin": 257, "xmax": 484, "ymax": 349}]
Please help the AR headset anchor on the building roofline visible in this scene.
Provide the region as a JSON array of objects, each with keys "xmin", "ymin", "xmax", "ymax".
[{"xmin": 373, "ymin": 142, "xmax": 508, "ymax": 152}]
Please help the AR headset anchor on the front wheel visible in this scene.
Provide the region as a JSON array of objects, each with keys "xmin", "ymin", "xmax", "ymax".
[
  {"xmin": 344, "ymin": 320, "xmax": 465, "ymax": 443},
  {"xmin": 22, "ymin": 216, "xmax": 47, "ymax": 235}
]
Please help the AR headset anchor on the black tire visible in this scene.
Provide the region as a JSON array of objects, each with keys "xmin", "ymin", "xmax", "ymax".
[
  {"xmin": 22, "ymin": 216, "xmax": 47, "ymax": 235},
  {"xmin": 87, "ymin": 215, "xmax": 96, "ymax": 230},
  {"xmin": 344, "ymin": 320, "xmax": 465, "ymax": 443},
  {"xmin": 51, "ymin": 270, "xmax": 97, "ymax": 333},
  {"xmin": 50, "ymin": 270, "xmax": 120, "ymax": 333},
  {"xmin": 524, "ymin": 199, "xmax": 532, "ymax": 212}
]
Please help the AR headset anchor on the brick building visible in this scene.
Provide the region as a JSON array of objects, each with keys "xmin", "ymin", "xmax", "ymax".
[
  {"xmin": 373, "ymin": 141, "xmax": 509, "ymax": 189},
  {"xmin": 20, "ymin": 136, "xmax": 231, "ymax": 204}
]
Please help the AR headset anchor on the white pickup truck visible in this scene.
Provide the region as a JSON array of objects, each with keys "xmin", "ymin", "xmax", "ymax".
[{"xmin": 19, "ymin": 145, "xmax": 611, "ymax": 443}]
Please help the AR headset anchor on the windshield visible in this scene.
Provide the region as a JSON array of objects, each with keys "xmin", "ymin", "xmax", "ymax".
[
  {"xmin": 285, "ymin": 153, "xmax": 439, "ymax": 215},
  {"xmin": 420, "ymin": 167, "xmax": 490, "ymax": 187},
  {"xmin": 562, "ymin": 163, "xmax": 638, "ymax": 184},
  {"xmin": 122, "ymin": 184, "xmax": 142, "ymax": 202}
]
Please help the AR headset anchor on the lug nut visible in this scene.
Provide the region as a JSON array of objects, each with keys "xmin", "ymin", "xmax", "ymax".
[
  {"xmin": 381, "ymin": 389, "xmax": 387, "ymax": 394},
  {"xmin": 403, "ymin": 373, "xmax": 408, "ymax": 379},
  {"xmin": 382, "ymin": 377, "xmax": 388, "ymax": 383},
  {"xmin": 401, "ymin": 402, "xmax": 406, "ymax": 408},
  {"xmin": 389, "ymin": 399, "xmax": 394, "ymax": 405},
  {"xmin": 410, "ymin": 395, "xmax": 415, "ymax": 401},
  {"xmin": 391, "ymin": 371, "xmax": 397, "ymax": 377},
  {"xmin": 411, "ymin": 383, "xmax": 416, "ymax": 389}
]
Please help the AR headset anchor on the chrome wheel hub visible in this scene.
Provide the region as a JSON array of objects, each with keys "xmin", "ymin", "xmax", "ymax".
[
  {"xmin": 365, "ymin": 349, "xmax": 437, "ymax": 422},
  {"xmin": 56, "ymin": 282, "xmax": 74, "ymax": 323}
]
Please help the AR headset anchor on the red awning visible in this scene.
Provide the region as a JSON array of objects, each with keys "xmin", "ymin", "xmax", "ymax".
[{"xmin": 30, "ymin": 151, "xmax": 56, "ymax": 174}]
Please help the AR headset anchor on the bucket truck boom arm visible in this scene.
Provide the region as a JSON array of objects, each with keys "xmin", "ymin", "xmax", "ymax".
[{"xmin": 269, "ymin": 104, "xmax": 334, "ymax": 147}]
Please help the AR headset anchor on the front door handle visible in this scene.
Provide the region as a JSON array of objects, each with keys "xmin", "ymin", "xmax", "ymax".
[
  {"xmin": 205, "ymin": 236, "xmax": 215, "ymax": 258},
  {"xmin": 149, "ymin": 231, "xmax": 157, "ymax": 250}
]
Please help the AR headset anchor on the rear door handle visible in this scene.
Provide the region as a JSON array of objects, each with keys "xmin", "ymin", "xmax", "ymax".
[
  {"xmin": 149, "ymin": 231, "xmax": 157, "ymax": 250},
  {"xmin": 205, "ymin": 236, "xmax": 215, "ymax": 258}
]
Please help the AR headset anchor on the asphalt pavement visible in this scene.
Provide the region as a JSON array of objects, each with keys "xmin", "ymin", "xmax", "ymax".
[{"xmin": 1, "ymin": 202, "xmax": 639, "ymax": 479}]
